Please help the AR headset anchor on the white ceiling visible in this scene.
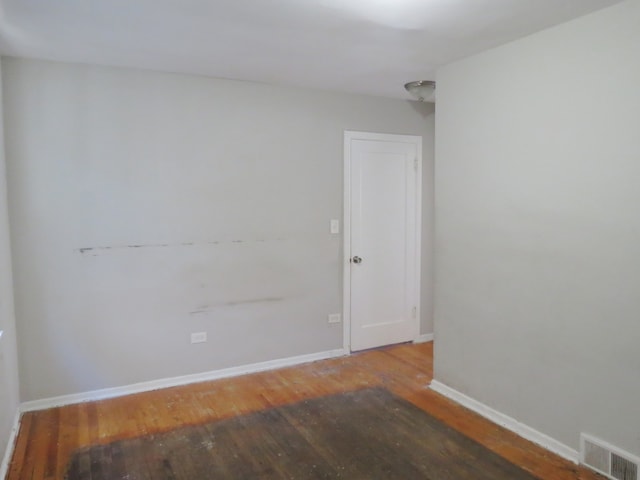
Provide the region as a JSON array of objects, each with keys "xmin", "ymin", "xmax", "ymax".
[{"xmin": 0, "ymin": 0, "xmax": 623, "ymax": 99}]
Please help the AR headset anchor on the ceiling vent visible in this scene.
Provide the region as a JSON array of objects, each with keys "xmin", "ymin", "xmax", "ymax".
[{"xmin": 581, "ymin": 434, "xmax": 639, "ymax": 480}]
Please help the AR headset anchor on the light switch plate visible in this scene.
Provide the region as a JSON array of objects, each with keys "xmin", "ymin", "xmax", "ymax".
[{"xmin": 330, "ymin": 219, "xmax": 340, "ymax": 234}]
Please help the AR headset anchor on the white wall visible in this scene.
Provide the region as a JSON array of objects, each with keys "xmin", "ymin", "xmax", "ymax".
[
  {"xmin": 0, "ymin": 62, "xmax": 20, "ymax": 468},
  {"xmin": 435, "ymin": 0, "xmax": 640, "ymax": 457},
  {"xmin": 421, "ymin": 114, "xmax": 435, "ymax": 337},
  {"xmin": 2, "ymin": 57, "xmax": 434, "ymax": 401}
]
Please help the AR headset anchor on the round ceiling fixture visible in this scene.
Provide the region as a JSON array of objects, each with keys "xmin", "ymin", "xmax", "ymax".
[{"xmin": 404, "ymin": 80, "xmax": 436, "ymax": 102}]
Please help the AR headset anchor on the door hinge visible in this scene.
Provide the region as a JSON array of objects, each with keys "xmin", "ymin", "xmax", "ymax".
[
  {"xmin": 414, "ymin": 157, "xmax": 418, "ymax": 171},
  {"xmin": 412, "ymin": 306, "xmax": 417, "ymax": 318}
]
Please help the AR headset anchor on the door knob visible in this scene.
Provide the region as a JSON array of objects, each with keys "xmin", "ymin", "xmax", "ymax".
[{"xmin": 352, "ymin": 256, "xmax": 363, "ymax": 264}]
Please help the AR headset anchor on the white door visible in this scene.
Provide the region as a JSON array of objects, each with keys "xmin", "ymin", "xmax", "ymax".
[{"xmin": 344, "ymin": 131, "xmax": 421, "ymax": 352}]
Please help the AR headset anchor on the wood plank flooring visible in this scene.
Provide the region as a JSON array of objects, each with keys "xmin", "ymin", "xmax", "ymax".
[
  {"xmin": 6, "ymin": 342, "xmax": 602, "ymax": 479},
  {"xmin": 64, "ymin": 387, "xmax": 541, "ymax": 480}
]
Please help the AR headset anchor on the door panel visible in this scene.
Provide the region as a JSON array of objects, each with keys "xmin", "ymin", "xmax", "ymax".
[{"xmin": 346, "ymin": 133, "xmax": 420, "ymax": 351}]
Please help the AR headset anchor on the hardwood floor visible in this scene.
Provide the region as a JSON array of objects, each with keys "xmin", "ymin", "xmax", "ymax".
[{"xmin": 6, "ymin": 342, "xmax": 601, "ymax": 479}]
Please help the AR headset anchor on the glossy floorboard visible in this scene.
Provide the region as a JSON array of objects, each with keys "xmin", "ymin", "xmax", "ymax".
[{"xmin": 6, "ymin": 342, "xmax": 602, "ymax": 479}]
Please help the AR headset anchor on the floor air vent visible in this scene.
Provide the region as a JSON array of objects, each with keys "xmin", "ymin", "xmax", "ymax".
[{"xmin": 581, "ymin": 434, "xmax": 639, "ymax": 480}]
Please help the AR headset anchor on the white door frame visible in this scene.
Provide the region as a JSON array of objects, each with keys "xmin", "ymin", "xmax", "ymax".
[{"xmin": 342, "ymin": 131, "xmax": 422, "ymax": 352}]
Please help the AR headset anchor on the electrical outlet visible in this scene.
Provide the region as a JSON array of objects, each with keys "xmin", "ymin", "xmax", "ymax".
[
  {"xmin": 190, "ymin": 332, "xmax": 207, "ymax": 344},
  {"xmin": 328, "ymin": 313, "xmax": 342, "ymax": 324}
]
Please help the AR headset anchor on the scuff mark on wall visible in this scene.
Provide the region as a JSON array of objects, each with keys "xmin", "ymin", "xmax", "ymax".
[
  {"xmin": 189, "ymin": 297, "xmax": 285, "ymax": 315},
  {"xmin": 78, "ymin": 243, "xmax": 176, "ymax": 254},
  {"xmin": 225, "ymin": 297, "xmax": 284, "ymax": 306},
  {"xmin": 76, "ymin": 238, "xmax": 287, "ymax": 255}
]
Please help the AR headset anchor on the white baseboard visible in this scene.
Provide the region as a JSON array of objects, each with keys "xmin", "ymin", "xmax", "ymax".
[
  {"xmin": 20, "ymin": 348, "xmax": 349, "ymax": 413},
  {"xmin": 413, "ymin": 333, "xmax": 434, "ymax": 344},
  {"xmin": 0, "ymin": 410, "xmax": 21, "ymax": 480},
  {"xmin": 429, "ymin": 380, "xmax": 579, "ymax": 464}
]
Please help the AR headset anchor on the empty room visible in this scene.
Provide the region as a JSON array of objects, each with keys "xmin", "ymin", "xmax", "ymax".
[{"xmin": 1, "ymin": 0, "xmax": 639, "ymax": 478}]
